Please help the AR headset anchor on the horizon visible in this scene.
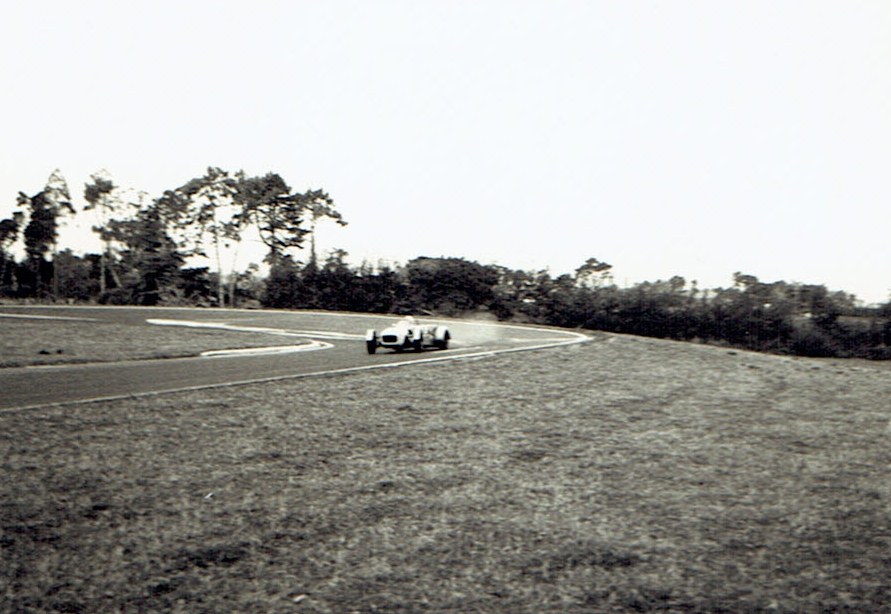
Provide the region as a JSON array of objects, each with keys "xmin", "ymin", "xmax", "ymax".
[{"xmin": 2, "ymin": 1, "xmax": 889, "ymax": 304}]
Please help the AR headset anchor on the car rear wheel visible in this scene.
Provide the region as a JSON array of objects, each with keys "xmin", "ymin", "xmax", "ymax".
[{"xmin": 435, "ymin": 330, "xmax": 450, "ymax": 350}]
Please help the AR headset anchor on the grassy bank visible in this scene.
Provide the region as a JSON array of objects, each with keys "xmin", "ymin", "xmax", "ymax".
[
  {"xmin": 2, "ymin": 334, "xmax": 891, "ymax": 612},
  {"xmin": 0, "ymin": 318, "xmax": 296, "ymax": 368}
]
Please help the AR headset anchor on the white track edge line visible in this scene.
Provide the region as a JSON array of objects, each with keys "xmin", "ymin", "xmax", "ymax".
[{"xmin": 200, "ymin": 340, "xmax": 334, "ymax": 357}]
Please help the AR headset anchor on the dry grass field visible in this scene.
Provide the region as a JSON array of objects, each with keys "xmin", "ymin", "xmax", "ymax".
[
  {"xmin": 0, "ymin": 318, "xmax": 293, "ymax": 368},
  {"xmin": 2, "ymin": 330, "xmax": 891, "ymax": 612}
]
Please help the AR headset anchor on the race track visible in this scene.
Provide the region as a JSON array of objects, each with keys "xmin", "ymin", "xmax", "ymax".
[{"xmin": 0, "ymin": 306, "xmax": 588, "ymax": 411}]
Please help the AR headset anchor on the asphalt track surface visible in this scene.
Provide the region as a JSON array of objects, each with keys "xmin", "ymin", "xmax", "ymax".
[{"xmin": 0, "ymin": 306, "xmax": 588, "ymax": 411}]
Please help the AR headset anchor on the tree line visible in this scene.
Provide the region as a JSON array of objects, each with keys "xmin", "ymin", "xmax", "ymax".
[
  {"xmin": 1, "ymin": 168, "xmax": 342, "ymax": 307},
  {"xmin": 266, "ymin": 256, "xmax": 891, "ymax": 360},
  {"xmin": 3, "ymin": 170, "xmax": 890, "ymax": 360}
]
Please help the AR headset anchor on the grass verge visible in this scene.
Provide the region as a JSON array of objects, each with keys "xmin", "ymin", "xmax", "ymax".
[
  {"xmin": 0, "ymin": 319, "xmax": 299, "ymax": 368},
  {"xmin": 2, "ymin": 334, "xmax": 891, "ymax": 612}
]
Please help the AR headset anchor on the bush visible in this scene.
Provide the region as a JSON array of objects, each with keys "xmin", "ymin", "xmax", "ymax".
[
  {"xmin": 789, "ymin": 326, "xmax": 839, "ymax": 358},
  {"xmin": 863, "ymin": 346, "xmax": 891, "ymax": 361}
]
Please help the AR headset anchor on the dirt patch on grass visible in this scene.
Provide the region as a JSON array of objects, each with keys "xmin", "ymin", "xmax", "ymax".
[
  {"xmin": 0, "ymin": 319, "xmax": 298, "ymax": 367},
  {"xmin": 2, "ymin": 333, "xmax": 891, "ymax": 611}
]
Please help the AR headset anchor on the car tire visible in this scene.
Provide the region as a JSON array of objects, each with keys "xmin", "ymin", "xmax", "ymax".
[
  {"xmin": 434, "ymin": 329, "xmax": 450, "ymax": 350},
  {"xmin": 366, "ymin": 334, "xmax": 377, "ymax": 354},
  {"xmin": 412, "ymin": 336, "xmax": 423, "ymax": 352}
]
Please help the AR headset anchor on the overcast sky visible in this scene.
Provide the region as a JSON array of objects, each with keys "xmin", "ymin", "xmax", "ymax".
[{"xmin": 2, "ymin": 1, "xmax": 889, "ymax": 302}]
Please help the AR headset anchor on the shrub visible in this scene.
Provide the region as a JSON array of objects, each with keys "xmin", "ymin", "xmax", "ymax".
[{"xmin": 789, "ymin": 325, "xmax": 839, "ymax": 358}]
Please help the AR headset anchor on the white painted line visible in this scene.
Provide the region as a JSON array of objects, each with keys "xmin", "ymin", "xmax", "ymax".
[
  {"xmin": 507, "ymin": 337, "xmax": 574, "ymax": 343},
  {"xmin": 147, "ymin": 318, "xmax": 304, "ymax": 336},
  {"xmin": 24, "ymin": 363, "xmax": 82, "ymax": 371},
  {"xmin": 431, "ymin": 345, "xmax": 482, "ymax": 353},
  {"xmin": 283, "ymin": 330, "xmax": 365, "ymax": 340},
  {"xmin": 200, "ymin": 340, "xmax": 333, "ymax": 357},
  {"xmin": 147, "ymin": 318, "xmax": 363, "ymax": 341},
  {"xmin": 149, "ymin": 318, "xmax": 341, "ymax": 357}
]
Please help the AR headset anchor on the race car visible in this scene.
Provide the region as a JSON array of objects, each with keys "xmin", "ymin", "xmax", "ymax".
[{"xmin": 365, "ymin": 316, "xmax": 450, "ymax": 354}]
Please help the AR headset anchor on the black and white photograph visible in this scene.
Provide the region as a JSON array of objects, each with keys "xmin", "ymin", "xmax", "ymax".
[{"xmin": 2, "ymin": 1, "xmax": 890, "ymax": 611}]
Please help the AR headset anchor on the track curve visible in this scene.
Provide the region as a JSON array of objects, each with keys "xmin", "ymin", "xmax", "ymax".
[{"xmin": 0, "ymin": 306, "xmax": 589, "ymax": 411}]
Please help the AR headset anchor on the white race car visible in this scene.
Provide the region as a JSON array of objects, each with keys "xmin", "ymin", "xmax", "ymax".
[{"xmin": 366, "ymin": 317, "xmax": 451, "ymax": 354}]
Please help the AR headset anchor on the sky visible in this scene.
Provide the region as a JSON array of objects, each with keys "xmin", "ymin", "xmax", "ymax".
[{"xmin": 1, "ymin": 1, "xmax": 889, "ymax": 303}]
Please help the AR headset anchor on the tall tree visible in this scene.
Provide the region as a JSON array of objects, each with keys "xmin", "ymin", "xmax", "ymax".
[
  {"xmin": 0, "ymin": 210, "xmax": 24, "ymax": 294},
  {"xmin": 18, "ymin": 172, "xmax": 74, "ymax": 298},
  {"xmin": 304, "ymin": 189, "xmax": 347, "ymax": 267},
  {"xmin": 237, "ymin": 172, "xmax": 308, "ymax": 265},
  {"xmin": 20, "ymin": 191, "xmax": 54, "ymax": 297},
  {"xmin": 83, "ymin": 170, "xmax": 126, "ymax": 295},
  {"xmin": 172, "ymin": 167, "xmax": 242, "ymax": 306},
  {"xmin": 574, "ymin": 257, "xmax": 613, "ymax": 288},
  {"xmin": 44, "ymin": 170, "xmax": 75, "ymax": 298},
  {"xmin": 105, "ymin": 202, "xmax": 185, "ymax": 305}
]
